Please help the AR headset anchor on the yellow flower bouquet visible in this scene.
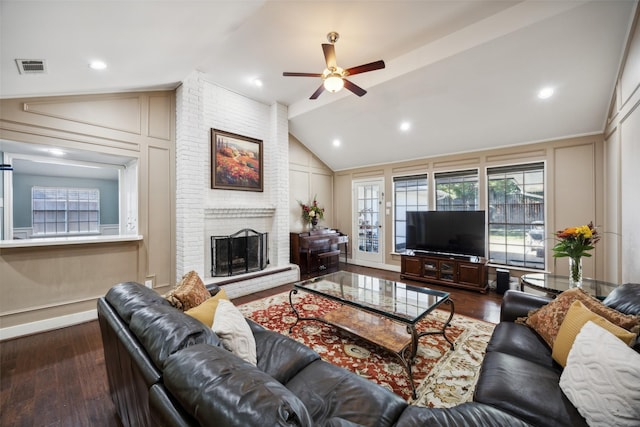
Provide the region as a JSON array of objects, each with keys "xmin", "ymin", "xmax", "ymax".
[
  {"xmin": 552, "ymin": 222, "xmax": 600, "ymax": 259},
  {"xmin": 552, "ymin": 221, "xmax": 599, "ymax": 285}
]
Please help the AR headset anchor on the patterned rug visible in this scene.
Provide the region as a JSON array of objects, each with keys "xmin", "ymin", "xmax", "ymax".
[{"xmin": 238, "ymin": 291, "xmax": 495, "ymax": 407}]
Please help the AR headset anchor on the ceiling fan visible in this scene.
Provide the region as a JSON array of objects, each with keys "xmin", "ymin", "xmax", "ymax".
[{"xmin": 283, "ymin": 32, "xmax": 385, "ymax": 99}]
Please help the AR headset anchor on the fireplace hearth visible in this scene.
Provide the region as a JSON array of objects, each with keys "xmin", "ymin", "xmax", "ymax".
[{"xmin": 211, "ymin": 229, "xmax": 268, "ymax": 277}]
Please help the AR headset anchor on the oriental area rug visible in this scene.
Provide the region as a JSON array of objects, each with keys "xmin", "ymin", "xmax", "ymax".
[{"xmin": 238, "ymin": 291, "xmax": 495, "ymax": 408}]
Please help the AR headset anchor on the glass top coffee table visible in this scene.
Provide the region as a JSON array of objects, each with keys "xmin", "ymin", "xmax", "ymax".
[
  {"xmin": 289, "ymin": 271, "xmax": 454, "ymax": 398},
  {"xmin": 520, "ymin": 273, "xmax": 618, "ymax": 299}
]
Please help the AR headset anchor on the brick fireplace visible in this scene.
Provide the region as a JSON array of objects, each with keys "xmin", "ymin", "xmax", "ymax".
[{"xmin": 175, "ymin": 72, "xmax": 298, "ymax": 298}]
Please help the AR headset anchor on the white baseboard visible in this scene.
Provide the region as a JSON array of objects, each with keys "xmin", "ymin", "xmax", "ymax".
[{"xmin": 0, "ymin": 309, "xmax": 97, "ymax": 341}]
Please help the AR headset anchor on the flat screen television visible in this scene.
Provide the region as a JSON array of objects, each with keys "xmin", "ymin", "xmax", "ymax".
[{"xmin": 406, "ymin": 211, "xmax": 485, "ymax": 257}]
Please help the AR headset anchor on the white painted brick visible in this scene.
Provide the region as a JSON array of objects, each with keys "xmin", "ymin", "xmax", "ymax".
[{"xmin": 175, "ymin": 72, "xmax": 291, "ymax": 293}]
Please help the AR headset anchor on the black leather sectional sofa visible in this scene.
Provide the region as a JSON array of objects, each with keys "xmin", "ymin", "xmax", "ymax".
[{"xmin": 97, "ymin": 281, "xmax": 640, "ymax": 427}]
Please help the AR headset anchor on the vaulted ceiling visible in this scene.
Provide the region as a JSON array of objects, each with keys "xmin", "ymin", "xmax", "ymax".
[{"xmin": 1, "ymin": 1, "xmax": 636, "ymax": 170}]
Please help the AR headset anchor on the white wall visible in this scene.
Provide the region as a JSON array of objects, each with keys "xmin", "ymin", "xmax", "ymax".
[
  {"xmin": 288, "ymin": 135, "xmax": 334, "ymax": 233},
  {"xmin": 605, "ymin": 13, "xmax": 640, "ymax": 283}
]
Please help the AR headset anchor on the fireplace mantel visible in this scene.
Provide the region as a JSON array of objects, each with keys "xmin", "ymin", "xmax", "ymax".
[{"xmin": 204, "ymin": 207, "xmax": 276, "ymax": 219}]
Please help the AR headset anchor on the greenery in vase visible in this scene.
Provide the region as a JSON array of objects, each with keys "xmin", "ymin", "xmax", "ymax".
[{"xmin": 299, "ymin": 196, "xmax": 324, "ymax": 224}]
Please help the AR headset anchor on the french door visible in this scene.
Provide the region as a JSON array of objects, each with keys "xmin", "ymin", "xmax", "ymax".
[{"xmin": 352, "ymin": 178, "xmax": 384, "ymax": 266}]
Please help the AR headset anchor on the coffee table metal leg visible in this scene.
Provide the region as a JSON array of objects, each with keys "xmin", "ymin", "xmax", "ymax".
[
  {"xmin": 399, "ymin": 325, "xmax": 420, "ymax": 399},
  {"xmin": 440, "ymin": 299, "xmax": 455, "ymax": 350},
  {"xmin": 288, "ymin": 288, "xmax": 301, "ymax": 333},
  {"xmin": 289, "ymin": 288, "xmax": 329, "ymax": 334},
  {"xmin": 416, "ymin": 298, "xmax": 455, "ymax": 350}
]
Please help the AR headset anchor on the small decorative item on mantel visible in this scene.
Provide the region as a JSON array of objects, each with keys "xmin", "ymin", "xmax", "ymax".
[
  {"xmin": 299, "ymin": 196, "xmax": 325, "ymax": 230},
  {"xmin": 552, "ymin": 221, "xmax": 600, "ymax": 288}
]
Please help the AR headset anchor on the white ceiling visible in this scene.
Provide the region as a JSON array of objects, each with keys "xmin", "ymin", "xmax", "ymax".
[{"xmin": 1, "ymin": 1, "xmax": 636, "ymax": 171}]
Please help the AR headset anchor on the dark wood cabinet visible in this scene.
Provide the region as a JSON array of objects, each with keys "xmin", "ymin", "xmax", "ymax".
[{"xmin": 400, "ymin": 253, "xmax": 487, "ymax": 293}]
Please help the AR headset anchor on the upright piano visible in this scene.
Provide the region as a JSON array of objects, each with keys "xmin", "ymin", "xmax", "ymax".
[{"xmin": 290, "ymin": 229, "xmax": 349, "ymax": 275}]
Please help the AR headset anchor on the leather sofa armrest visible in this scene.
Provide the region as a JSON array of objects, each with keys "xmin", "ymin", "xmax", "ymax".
[
  {"xmin": 500, "ymin": 290, "xmax": 552, "ymax": 323},
  {"xmin": 206, "ymin": 283, "xmax": 221, "ymax": 296},
  {"xmin": 149, "ymin": 384, "xmax": 199, "ymax": 427}
]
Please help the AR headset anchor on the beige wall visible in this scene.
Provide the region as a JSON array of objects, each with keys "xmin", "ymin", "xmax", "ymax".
[
  {"xmin": 605, "ymin": 9, "xmax": 640, "ymax": 284},
  {"xmin": 289, "ymin": 134, "xmax": 334, "ymax": 233},
  {"xmin": 0, "ymin": 91, "xmax": 176, "ymax": 335},
  {"xmin": 333, "ymin": 135, "xmax": 605, "ymax": 282}
]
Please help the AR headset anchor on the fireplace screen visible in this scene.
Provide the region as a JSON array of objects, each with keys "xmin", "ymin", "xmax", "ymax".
[{"xmin": 211, "ymin": 229, "xmax": 268, "ymax": 277}]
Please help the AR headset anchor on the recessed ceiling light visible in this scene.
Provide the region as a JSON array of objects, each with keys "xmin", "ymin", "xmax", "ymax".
[
  {"xmin": 253, "ymin": 78, "xmax": 263, "ymax": 87},
  {"xmin": 47, "ymin": 148, "xmax": 65, "ymax": 156},
  {"xmin": 89, "ymin": 60, "xmax": 107, "ymax": 70},
  {"xmin": 333, "ymin": 139, "xmax": 341, "ymax": 147},
  {"xmin": 400, "ymin": 121, "xmax": 411, "ymax": 132},
  {"xmin": 538, "ymin": 87, "xmax": 554, "ymax": 99}
]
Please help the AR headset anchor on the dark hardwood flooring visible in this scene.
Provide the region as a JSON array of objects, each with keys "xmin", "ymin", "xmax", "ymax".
[{"xmin": 0, "ymin": 264, "xmax": 503, "ymax": 426}]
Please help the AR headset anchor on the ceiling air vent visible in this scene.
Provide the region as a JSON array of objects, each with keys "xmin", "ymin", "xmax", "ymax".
[{"xmin": 15, "ymin": 59, "xmax": 47, "ymax": 74}]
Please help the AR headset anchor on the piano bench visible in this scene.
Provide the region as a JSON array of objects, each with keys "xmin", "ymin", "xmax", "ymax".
[{"xmin": 315, "ymin": 250, "xmax": 341, "ymax": 272}]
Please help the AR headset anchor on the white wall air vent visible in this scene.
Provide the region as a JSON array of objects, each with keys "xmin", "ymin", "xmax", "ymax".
[{"xmin": 15, "ymin": 59, "xmax": 47, "ymax": 74}]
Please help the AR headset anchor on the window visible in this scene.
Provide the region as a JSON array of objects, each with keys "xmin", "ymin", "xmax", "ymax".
[
  {"xmin": 393, "ymin": 175, "xmax": 428, "ymax": 252},
  {"xmin": 435, "ymin": 170, "xmax": 478, "ymax": 211},
  {"xmin": 32, "ymin": 187, "xmax": 100, "ymax": 236},
  {"xmin": 487, "ymin": 163, "xmax": 545, "ymax": 269}
]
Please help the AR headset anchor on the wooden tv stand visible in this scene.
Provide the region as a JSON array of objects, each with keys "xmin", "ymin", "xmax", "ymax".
[{"xmin": 400, "ymin": 252, "xmax": 488, "ymax": 293}]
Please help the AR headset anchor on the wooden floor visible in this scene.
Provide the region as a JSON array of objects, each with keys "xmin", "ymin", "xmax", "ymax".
[{"xmin": 0, "ymin": 264, "xmax": 503, "ymax": 427}]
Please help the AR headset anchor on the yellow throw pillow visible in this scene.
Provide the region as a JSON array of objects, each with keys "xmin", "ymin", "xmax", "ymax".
[
  {"xmin": 185, "ymin": 288, "xmax": 228, "ymax": 327},
  {"xmin": 552, "ymin": 300, "xmax": 637, "ymax": 367}
]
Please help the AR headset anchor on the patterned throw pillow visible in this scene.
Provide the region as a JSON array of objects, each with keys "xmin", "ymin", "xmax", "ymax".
[
  {"xmin": 520, "ymin": 287, "xmax": 640, "ymax": 347},
  {"xmin": 165, "ymin": 271, "xmax": 210, "ymax": 311}
]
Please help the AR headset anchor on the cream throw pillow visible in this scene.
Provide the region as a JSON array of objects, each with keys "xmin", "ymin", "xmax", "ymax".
[
  {"xmin": 552, "ymin": 300, "xmax": 636, "ymax": 367},
  {"xmin": 560, "ymin": 321, "xmax": 640, "ymax": 426},
  {"xmin": 212, "ymin": 299, "xmax": 257, "ymax": 365}
]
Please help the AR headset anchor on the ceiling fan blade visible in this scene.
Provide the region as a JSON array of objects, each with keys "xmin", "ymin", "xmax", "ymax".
[
  {"xmin": 283, "ymin": 72, "xmax": 323, "ymax": 77},
  {"xmin": 343, "ymin": 79, "xmax": 367, "ymax": 97},
  {"xmin": 310, "ymin": 84, "xmax": 325, "ymax": 100},
  {"xmin": 322, "ymin": 43, "xmax": 337, "ymax": 69},
  {"xmin": 345, "ymin": 60, "xmax": 385, "ymax": 76}
]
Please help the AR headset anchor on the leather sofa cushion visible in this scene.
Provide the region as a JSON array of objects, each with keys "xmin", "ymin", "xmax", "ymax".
[
  {"xmin": 129, "ymin": 304, "xmax": 221, "ymax": 370},
  {"xmin": 474, "ymin": 351, "xmax": 587, "ymax": 427},
  {"xmin": 285, "ymin": 359, "xmax": 408, "ymax": 426},
  {"xmin": 396, "ymin": 402, "xmax": 533, "ymax": 427},
  {"xmin": 105, "ymin": 281, "xmax": 171, "ymax": 324},
  {"xmin": 486, "ymin": 322, "xmax": 559, "ymax": 371},
  {"xmin": 602, "ymin": 283, "xmax": 640, "ymax": 316},
  {"xmin": 163, "ymin": 344, "xmax": 314, "ymax": 427},
  {"xmin": 252, "ymin": 326, "xmax": 320, "ymax": 384}
]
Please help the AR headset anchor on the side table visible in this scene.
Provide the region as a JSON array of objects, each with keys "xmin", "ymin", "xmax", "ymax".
[{"xmin": 520, "ymin": 273, "xmax": 618, "ymax": 299}]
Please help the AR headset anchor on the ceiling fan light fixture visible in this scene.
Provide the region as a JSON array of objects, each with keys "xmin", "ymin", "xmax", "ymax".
[{"xmin": 324, "ymin": 73, "xmax": 344, "ymax": 93}]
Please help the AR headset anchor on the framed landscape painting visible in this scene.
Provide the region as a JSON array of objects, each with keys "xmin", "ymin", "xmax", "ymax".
[{"xmin": 211, "ymin": 129, "xmax": 263, "ymax": 192}]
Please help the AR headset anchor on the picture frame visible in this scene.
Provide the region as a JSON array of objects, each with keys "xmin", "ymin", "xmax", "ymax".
[{"xmin": 211, "ymin": 129, "xmax": 263, "ymax": 192}]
